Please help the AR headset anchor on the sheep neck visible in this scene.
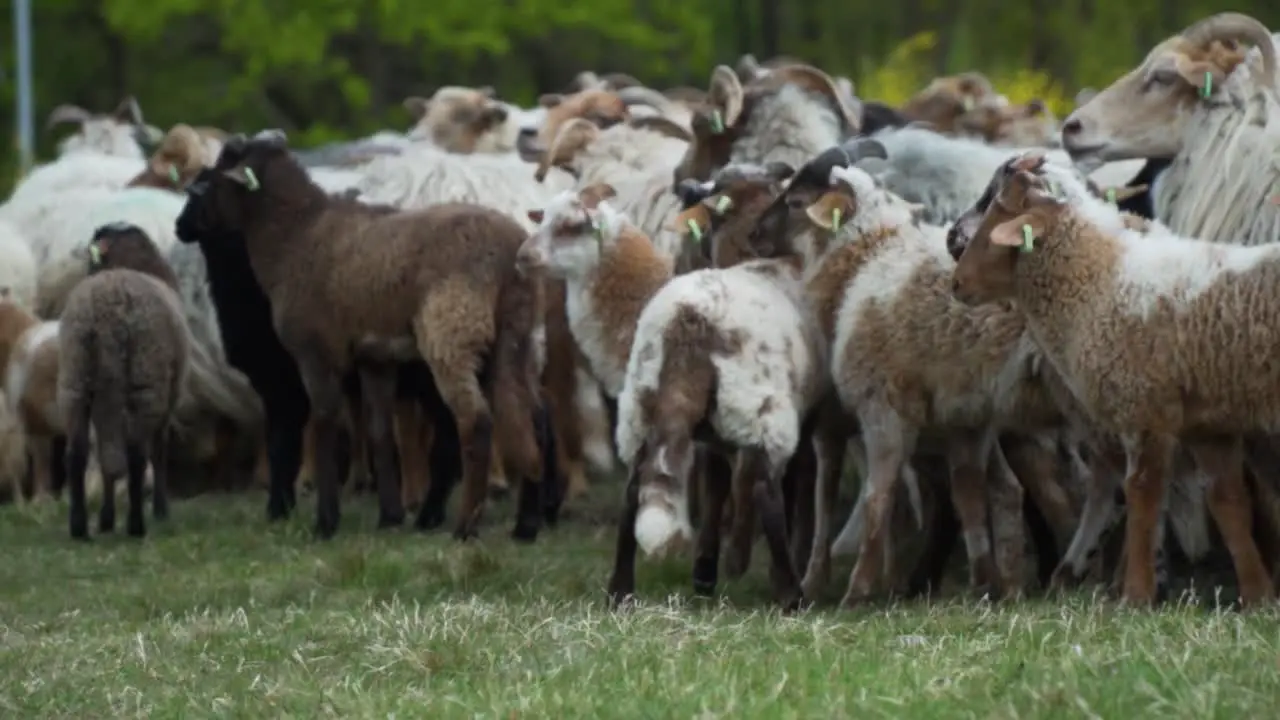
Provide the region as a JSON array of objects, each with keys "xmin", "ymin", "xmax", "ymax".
[{"xmin": 237, "ymin": 176, "xmax": 330, "ymax": 295}]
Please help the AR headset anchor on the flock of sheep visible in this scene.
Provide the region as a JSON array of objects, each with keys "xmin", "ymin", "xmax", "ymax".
[{"xmin": 1, "ymin": 10, "xmax": 1277, "ymax": 610}]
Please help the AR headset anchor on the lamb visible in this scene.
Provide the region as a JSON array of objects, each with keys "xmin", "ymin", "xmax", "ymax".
[
  {"xmin": 126, "ymin": 124, "xmax": 227, "ymax": 191},
  {"xmin": 1061, "ymin": 12, "xmax": 1279, "ymax": 247},
  {"xmin": 58, "ymin": 223, "xmax": 187, "ymax": 539},
  {"xmin": 950, "ymin": 160, "xmax": 1277, "ymax": 606},
  {"xmin": 188, "ymin": 130, "xmax": 547, "ymax": 541},
  {"xmin": 606, "ymin": 173, "xmax": 827, "ymax": 610},
  {"xmin": 954, "ymin": 99, "xmax": 1060, "ymax": 147}
]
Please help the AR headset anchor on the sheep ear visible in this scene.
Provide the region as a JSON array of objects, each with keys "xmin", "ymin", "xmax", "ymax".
[
  {"xmin": 1172, "ymin": 54, "xmax": 1224, "ymax": 98},
  {"xmin": 990, "ymin": 215, "xmax": 1043, "ymax": 248},
  {"xmin": 670, "ymin": 206, "xmax": 712, "ymax": 241},
  {"xmin": 223, "ymin": 165, "xmax": 260, "ymax": 191},
  {"xmin": 805, "ymin": 192, "xmax": 855, "ymax": 230},
  {"xmin": 1108, "ymin": 184, "xmax": 1148, "ymax": 203},
  {"xmin": 403, "ymin": 96, "xmax": 430, "ymax": 119},
  {"xmin": 527, "ymin": 209, "xmax": 545, "ymax": 224}
]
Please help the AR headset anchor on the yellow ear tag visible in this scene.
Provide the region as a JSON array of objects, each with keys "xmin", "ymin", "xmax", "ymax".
[
  {"xmin": 710, "ymin": 110, "xmax": 724, "ymax": 134},
  {"xmin": 686, "ymin": 218, "xmax": 703, "ymax": 241},
  {"xmin": 1020, "ymin": 224, "xmax": 1035, "ymax": 253},
  {"xmin": 714, "ymin": 195, "xmax": 732, "ymax": 214},
  {"xmin": 831, "ymin": 208, "xmax": 842, "ymax": 231},
  {"xmin": 1105, "ymin": 187, "xmax": 1117, "ymax": 205},
  {"xmin": 168, "ymin": 165, "xmax": 180, "ymax": 186},
  {"xmin": 1201, "ymin": 72, "xmax": 1212, "ymax": 99}
]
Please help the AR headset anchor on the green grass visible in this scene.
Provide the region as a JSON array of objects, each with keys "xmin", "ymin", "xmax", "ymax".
[{"xmin": 1, "ymin": 490, "xmax": 1278, "ymax": 719}]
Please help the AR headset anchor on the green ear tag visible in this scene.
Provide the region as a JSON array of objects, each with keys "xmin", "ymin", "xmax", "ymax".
[
  {"xmin": 831, "ymin": 208, "xmax": 842, "ymax": 231},
  {"xmin": 963, "ymin": 96, "xmax": 975, "ymax": 112},
  {"xmin": 244, "ymin": 167, "xmax": 260, "ymax": 192},
  {"xmin": 89, "ymin": 244, "xmax": 102, "ymax": 266},
  {"xmin": 710, "ymin": 110, "xmax": 724, "ymax": 134},
  {"xmin": 168, "ymin": 165, "xmax": 180, "ymax": 185},
  {"xmin": 1105, "ymin": 187, "xmax": 1117, "ymax": 205},
  {"xmin": 1021, "ymin": 224, "xmax": 1035, "ymax": 253},
  {"xmin": 1201, "ymin": 72, "xmax": 1212, "ymax": 99},
  {"xmin": 686, "ymin": 218, "xmax": 703, "ymax": 241},
  {"xmin": 714, "ymin": 195, "xmax": 732, "ymax": 214}
]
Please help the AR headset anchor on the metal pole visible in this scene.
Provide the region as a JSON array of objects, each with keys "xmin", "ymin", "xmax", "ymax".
[{"xmin": 13, "ymin": 0, "xmax": 35, "ymax": 175}]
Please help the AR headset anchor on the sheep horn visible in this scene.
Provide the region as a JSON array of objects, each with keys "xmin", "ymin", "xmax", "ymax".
[
  {"xmin": 843, "ymin": 137, "xmax": 888, "ymax": 163},
  {"xmin": 768, "ymin": 64, "xmax": 863, "ymax": 134},
  {"xmin": 45, "ymin": 104, "xmax": 92, "ymax": 129},
  {"xmin": 675, "ymin": 179, "xmax": 715, "ymax": 209},
  {"xmin": 252, "ymin": 129, "xmax": 288, "ymax": 148},
  {"xmin": 113, "ymin": 96, "xmax": 144, "ymax": 125},
  {"xmin": 534, "ymin": 117, "xmax": 599, "ymax": 182},
  {"xmin": 573, "ymin": 71, "xmax": 606, "ymax": 91},
  {"xmin": 629, "ymin": 116, "xmax": 693, "ymax": 142},
  {"xmin": 1180, "ymin": 12, "xmax": 1276, "ymax": 94},
  {"xmin": 617, "ymin": 86, "xmax": 679, "ymax": 115},
  {"xmin": 602, "ymin": 73, "xmax": 643, "ymax": 89},
  {"xmin": 708, "ymin": 65, "xmax": 745, "ymax": 130},
  {"xmin": 736, "ymin": 54, "xmax": 767, "ymax": 82}
]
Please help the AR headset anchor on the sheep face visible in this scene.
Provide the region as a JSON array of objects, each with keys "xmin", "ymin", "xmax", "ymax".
[
  {"xmin": 1061, "ymin": 12, "xmax": 1275, "ymax": 165},
  {"xmin": 671, "ymin": 163, "xmax": 792, "ymax": 268},
  {"xmin": 900, "ymin": 72, "xmax": 997, "ymax": 132},
  {"xmin": 952, "ymin": 169, "xmax": 1064, "ymax": 306},
  {"xmin": 517, "ymin": 184, "xmax": 619, "ymax": 277},
  {"xmin": 127, "ymin": 124, "xmax": 209, "ymax": 191},
  {"xmin": 403, "ymin": 87, "xmax": 516, "ymax": 153},
  {"xmin": 517, "ymin": 90, "xmax": 629, "ymax": 163},
  {"xmin": 176, "ymin": 132, "xmax": 291, "ymax": 244},
  {"xmin": 800, "ymin": 164, "xmax": 926, "ymax": 266},
  {"xmin": 47, "ymin": 96, "xmax": 163, "ymax": 159}
]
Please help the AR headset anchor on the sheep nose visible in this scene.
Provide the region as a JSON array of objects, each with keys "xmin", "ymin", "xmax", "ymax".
[{"xmin": 1061, "ymin": 116, "xmax": 1084, "ymax": 137}]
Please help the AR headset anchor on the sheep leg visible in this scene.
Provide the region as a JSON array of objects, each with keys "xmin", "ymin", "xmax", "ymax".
[
  {"xmin": 395, "ymin": 399, "xmax": 430, "ymax": 512},
  {"xmin": 423, "ymin": 360, "xmax": 492, "ymax": 541},
  {"xmin": 212, "ymin": 418, "xmax": 240, "ymax": 493},
  {"xmin": 358, "ymin": 365, "xmax": 405, "ymax": 528},
  {"xmin": 905, "ymin": 477, "xmax": 959, "ymax": 597},
  {"xmin": 125, "ymin": 442, "xmax": 148, "ymax": 538},
  {"xmin": 535, "ymin": 403, "xmax": 563, "ymax": 526},
  {"xmin": 944, "ymin": 433, "xmax": 999, "ymax": 596},
  {"xmin": 842, "ymin": 410, "xmax": 912, "ymax": 606},
  {"xmin": 1189, "ymin": 437, "xmax": 1275, "ymax": 606},
  {"xmin": 1119, "ymin": 432, "xmax": 1175, "ymax": 606},
  {"xmin": 151, "ymin": 427, "xmax": 170, "ymax": 521},
  {"xmin": 1002, "ymin": 433, "xmax": 1078, "ymax": 555},
  {"xmin": 1051, "ymin": 449, "xmax": 1122, "ymax": 589},
  {"xmin": 608, "ymin": 450, "xmax": 644, "ymax": 608},
  {"xmin": 264, "ymin": 410, "xmax": 304, "ymax": 521},
  {"xmin": 344, "ymin": 391, "xmax": 372, "ymax": 493},
  {"xmin": 51, "ymin": 435, "xmax": 67, "ymax": 499},
  {"xmin": 295, "ymin": 356, "xmax": 346, "ymax": 540},
  {"xmin": 787, "ymin": 428, "xmax": 818, "ymax": 574},
  {"xmin": 297, "ymin": 418, "xmax": 317, "ymax": 496},
  {"xmin": 802, "ymin": 411, "xmax": 847, "ymax": 599},
  {"xmin": 723, "ymin": 452, "xmax": 758, "ymax": 579},
  {"xmin": 693, "ymin": 449, "xmax": 733, "ymax": 596},
  {"xmin": 987, "ymin": 439, "xmax": 1027, "ymax": 599},
  {"xmin": 28, "ymin": 436, "xmax": 55, "ymax": 503},
  {"xmin": 65, "ymin": 406, "xmax": 92, "ymax": 541},
  {"xmin": 743, "ymin": 446, "xmax": 805, "ymax": 611},
  {"xmin": 1243, "ymin": 436, "xmax": 1280, "ymax": 579}
]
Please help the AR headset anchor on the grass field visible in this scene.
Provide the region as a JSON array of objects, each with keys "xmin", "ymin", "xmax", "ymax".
[{"xmin": 1, "ymin": 489, "xmax": 1278, "ymax": 719}]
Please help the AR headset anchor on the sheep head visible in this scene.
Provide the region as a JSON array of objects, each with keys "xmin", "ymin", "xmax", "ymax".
[
  {"xmin": 900, "ymin": 72, "xmax": 997, "ymax": 132},
  {"xmin": 179, "ymin": 129, "xmax": 293, "ymax": 238},
  {"xmin": 790, "ymin": 161, "xmax": 921, "ymax": 266},
  {"xmin": 403, "ymin": 86, "xmax": 516, "ymax": 153},
  {"xmin": 947, "ymin": 152, "xmax": 1049, "ymax": 261},
  {"xmin": 1062, "ymin": 12, "xmax": 1276, "ymax": 164},
  {"xmin": 518, "ymin": 183, "xmax": 621, "ymax": 277},
  {"xmin": 952, "ymin": 161, "xmax": 1066, "ymax": 306},
  {"xmin": 127, "ymin": 124, "xmax": 210, "ymax": 191},
  {"xmin": 750, "ymin": 138, "xmax": 887, "ymax": 259},
  {"xmin": 86, "ymin": 221, "xmax": 177, "ymax": 289},
  {"xmin": 669, "ymin": 161, "xmax": 794, "ymax": 269},
  {"xmin": 46, "ymin": 95, "xmax": 163, "ymax": 157},
  {"xmin": 673, "ymin": 62, "xmax": 862, "ymax": 186},
  {"xmin": 517, "ymin": 89, "xmax": 630, "ymax": 163}
]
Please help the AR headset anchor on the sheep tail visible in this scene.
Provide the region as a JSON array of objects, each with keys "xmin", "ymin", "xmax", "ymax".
[
  {"xmin": 179, "ymin": 332, "xmax": 263, "ymax": 432},
  {"xmin": 633, "ymin": 310, "xmax": 717, "ymax": 558},
  {"xmin": 489, "ymin": 277, "xmax": 544, "ymax": 484}
]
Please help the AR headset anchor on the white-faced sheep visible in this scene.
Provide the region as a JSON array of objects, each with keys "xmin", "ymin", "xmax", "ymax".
[
  {"xmin": 59, "ymin": 223, "xmax": 187, "ymax": 539},
  {"xmin": 951, "ymin": 161, "xmax": 1277, "ymax": 606},
  {"xmin": 187, "ymin": 130, "xmax": 547, "ymax": 541}
]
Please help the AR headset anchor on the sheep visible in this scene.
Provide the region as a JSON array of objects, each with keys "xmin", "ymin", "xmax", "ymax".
[
  {"xmin": 189, "ymin": 130, "xmax": 547, "ymax": 541},
  {"xmin": 45, "ymin": 96, "xmax": 162, "ymax": 160},
  {"xmin": 0, "ymin": 221, "xmax": 37, "ymax": 311},
  {"xmin": 671, "ymin": 62, "xmax": 862, "ymax": 185},
  {"xmin": 126, "ymin": 124, "xmax": 227, "ymax": 191},
  {"xmin": 950, "ymin": 160, "xmax": 1277, "ymax": 606},
  {"xmin": 174, "ymin": 166, "xmax": 463, "ymax": 524},
  {"xmin": 517, "ymin": 88, "xmax": 635, "ymax": 164},
  {"xmin": 3, "ymin": 154, "xmax": 144, "ymax": 207},
  {"xmin": 403, "ymin": 86, "xmax": 527, "ymax": 153},
  {"xmin": 1060, "ymin": 11, "xmax": 1279, "ymax": 247},
  {"xmin": 58, "ymin": 223, "xmax": 188, "ymax": 539},
  {"xmin": 606, "ymin": 174, "xmax": 828, "ymax": 610}
]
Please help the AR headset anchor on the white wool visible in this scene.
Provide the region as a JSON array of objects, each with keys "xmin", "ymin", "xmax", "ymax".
[
  {"xmin": 634, "ymin": 502, "xmax": 691, "ymax": 558},
  {"xmin": 56, "ymin": 119, "xmax": 147, "ymax": 160},
  {"xmin": 0, "ymin": 222, "xmax": 37, "ymax": 309},
  {"xmin": 5, "ymin": 153, "xmax": 143, "ymax": 207},
  {"xmin": 5, "ymin": 321, "xmax": 60, "ymax": 428},
  {"xmin": 355, "ymin": 145, "xmax": 574, "ymax": 231},
  {"xmin": 574, "ymin": 369, "xmax": 616, "ymax": 474},
  {"xmin": 730, "ymin": 84, "xmax": 848, "ymax": 171},
  {"xmin": 309, "ymin": 167, "xmax": 365, "ymax": 194}
]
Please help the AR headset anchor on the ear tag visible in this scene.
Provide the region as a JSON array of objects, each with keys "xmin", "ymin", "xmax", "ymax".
[
  {"xmin": 963, "ymin": 96, "xmax": 975, "ymax": 112},
  {"xmin": 168, "ymin": 165, "xmax": 180, "ymax": 185},
  {"xmin": 1020, "ymin": 224, "xmax": 1035, "ymax": 253},
  {"xmin": 1105, "ymin": 187, "xmax": 1117, "ymax": 205},
  {"xmin": 831, "ymin": 208, "xmax": 842, "ymax": 231},
  {"xmin": 244, "ymin": 167, "xmax": 260, "ymax": 192},
  {"xmin": 686, "ymin": 218, "xmax": 703, "ymax": 241},
  {"xmin": 1201, "ymin": 72, "xmax": 1212, "ymax": 99},
  {"xmin": 714, "ymin": 195, "xmax": 732, "ymax": 214},
  {"xmin": 591, "ymin": 217, "xmax": 604, "ymax": 247},
  {"xmin": 89, "ymin": 243, "xmax": 102, "ymax": 266},
  {"xmin": 710, "ymin": 110, "xmax": 724, "ymax": 134}
]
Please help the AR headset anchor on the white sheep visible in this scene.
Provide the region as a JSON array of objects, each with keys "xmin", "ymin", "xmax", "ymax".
[
  {"xmin": 46, "ymin": 96, "xmax": 160, "ymax": 160},
  {"xmin": 951, "ymin": 160, "xmax": 1278, "ymax": 606}
]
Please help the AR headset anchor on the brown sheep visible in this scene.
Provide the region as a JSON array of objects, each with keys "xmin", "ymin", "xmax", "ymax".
[
  {"xmin": 60, "ymin": 223, "xmax": 188, "ymax": 539},
  {"xmin": 126, "ymin": 124, "xmax": 225, "ymax": 190},
  {"xmin": 189, "ymin": 129, "xmax": 546, "ymax": 541}
]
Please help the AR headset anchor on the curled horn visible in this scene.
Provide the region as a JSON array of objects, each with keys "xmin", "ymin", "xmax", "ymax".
[
  {"xmin": 617, "ymin": 86, "xmax": 679, "ymax": 115},
  {"xmin": 1181, "ymin": 12, "xmax": 1277, "ymax": 94},
  {"xmin": 844, "ymin": 137, "xmax": 888, "ymax": 163},
  {"xmin": 769, "ymin": 65, "xmax": 863, "ymax": 134},
  {"xmin": 708, "ymin": 65, "xmax": 745, "ymax": 128},
  {"xmin": 113, "ymin": 96, "xmax": 144, "ymax": 125},
  {"xmin": 629, "ymin": 116, "xmax": 693, "ymax": 142},
  {"xmin": 46, "ymin": 104, "xmax": 92, "ymax": 130},
  {"xmin": 534, "ymin": 117, "xmax": 599, "ymax": 182}
]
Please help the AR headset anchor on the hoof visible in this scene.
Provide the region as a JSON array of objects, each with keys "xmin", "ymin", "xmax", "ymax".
[
  {"xmin": 415, "ymin": 506, "xmax": 446, "ymax": 532},
  {"xmin": 511, "ymin": 522, "xmax": 540, "ymax": 543},
  {"xmin": 266, "ymin": 500, "xmax": 291, "ymax": 522},
  {"xmin": 127, "ymin": 520, "xmax": 146, "ymax": 538},
  {"xmin": 70, "ymin": 527, "xmax": 89, "ymax": 542},
  {"xmin": 607, "ymin": 588, "xmax": 635, "ymax": 610},
  {"xmin": 313, "ymin": 520, "xmax": 338, "ymax": 540},
  {"xmin": 451, "ymin": 525, "xmax": 479, "ymax": 542},
  {"xmin": 692, "ymin": 556, "xmax": 718, "ymax": 597},
  {"xmin": 781, "ymin": 593, "xmax": 808, "ymax": 614},
  {"xmin": 377, "ymin": 514, "xmax": 405, "ymax": 530},
  {"xmin": 487, "ymin": 484, "xmax": 511, "ymax": 501}
]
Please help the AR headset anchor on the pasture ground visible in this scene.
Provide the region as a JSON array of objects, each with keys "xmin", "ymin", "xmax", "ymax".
[{"xmin": 0, "ymin": 489, "xmax": 1277, "ymax": 719}]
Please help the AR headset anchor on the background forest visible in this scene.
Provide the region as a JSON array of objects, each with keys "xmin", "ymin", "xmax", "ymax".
[{"xmin": 2, "ymin": 1, "xmax": 1277, "ymax": 194}]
